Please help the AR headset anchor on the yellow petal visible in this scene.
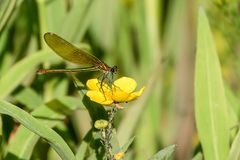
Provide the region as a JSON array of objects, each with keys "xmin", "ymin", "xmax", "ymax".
[
  {"xmin": 101, "ymin": 100, "xmax": 114, "ymax": 106},
  {"xmin": 112, "ymin": 87, "xmax": 130, "ymax": 102},
  {"xmin": 113, "ymin": 77, "xmax": 137, "ymax": 93},
  {"xmin": 86, "ymin": 79, "xmax": 99, "ymax": 90},
  {"xmin": 86, "ymin": 91, "xmax": 113, "ymax": 105},
  {"xmin": 86, "ymin": 79, "xmax": 110, "ymax": 92},
  {"xmin": 126, "ymin": 86, "xmax": 145, "ymax": 102}
]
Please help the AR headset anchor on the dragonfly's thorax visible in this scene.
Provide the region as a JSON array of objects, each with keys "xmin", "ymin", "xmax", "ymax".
[{"xmin": 97, "ymin": 64, "xmax": 117, "ymax": 74}]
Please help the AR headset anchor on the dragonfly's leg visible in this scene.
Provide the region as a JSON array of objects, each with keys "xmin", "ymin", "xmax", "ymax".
[
  {"xmin": 110, "ymin": 72, "xmax": 114, "ymax": 85},
  {"xmin": 104, "ymin": 72, "xmax": 114, "ymax": 87},
  {"xmin": 68, "ymin": 73, "xmax": 82, "ymax": 90},
  {"xmin": 97, "ymin": 73, "xmax": 104, "ymax": 82},
  {"xmin": 96, "ymin": 73, "xmax": 108, "ymax": 100},
  {"xmin": 101, "ymin": 73, "xmax": 110, "ymax": 100},
  {"xmin": 96, "ymin": 72, "xmax": 116, "ymax": 101}
]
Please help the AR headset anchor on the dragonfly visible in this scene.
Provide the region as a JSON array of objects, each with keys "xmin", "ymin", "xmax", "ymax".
[{"xmin": 37, "ymin": 32, "xmax": 117, "ymax": 84}]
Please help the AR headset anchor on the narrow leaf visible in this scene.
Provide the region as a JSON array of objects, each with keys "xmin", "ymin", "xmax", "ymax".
[
  {"xmin": 228, "ymin": 129, "xmax": 240, "ymax": 160},
  {"xmin": 0, "ymin": 50, "xmax": 57, "ymax": 99},
  {"xmin": 149, "ymin": 145, "xmax": 176, "ymax": 160},
  {"xmin": 14, "ymin": 87, "xmax": 43, "ymax": 110},
  {"xmin": 0, "ymin": 100, "xmax": 75, "ymax": 160},
  {"xmin": 192, "ymin": 152, "xmax": 203, "ymax": 160},
  {"xmin": 5, "ymin": 96, "xmax": 83, "ymax": 159},
  {"xmin": 75, "ymin": 140, "xmax": 88, "ymax": 160},
  {"xmin": 195, "ymin": 8, "xmax": 229, "ymax": 160},
  {"xmin": 121, "ymin": 137, "xmax": 135, "ymax": 153}
]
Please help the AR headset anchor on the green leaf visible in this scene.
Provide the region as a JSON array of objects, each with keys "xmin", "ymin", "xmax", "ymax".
[
  {"xmin": 5, "ymin": 126, "xmax": 39, "ymax": 160},
  {"xmin": 0, "ymin": 116, "xmax": 3, "ymax": 156},
  {"xmin": 225, "ymin": 84, "xmax": 240, "ymax": 120},
  {"xmin": 14, "ymin": 87, "xmax": 43, "ymax": 110},
  {"xmin": 149, "ymin": 145, "xmax": 176, "ymax": 160},
  {"xmin": 0, "ymin": 100, "xmax": 75, "ymax": 160},
  {"xmin": 75, "ymin": 140, "xmax": 88, "ymax": 160},
  {"xmin": 124, "ymin": 150, "xmax": 134, "ymax": 160},
  {"xmin": 5, "ymin": 96, "xmax": 83, "ymax": 159},
  {"xmin": 228, "ymin": 129, "xmax": 240, "ymax": 160},
  {"xmin": 76, "ymin": 129, "xmax": 104, "ymax": 160},
  {"xmin": 111, "ymin": 129, "xmax": 120, "ymax": 154},
  {"xmin": 45, "ymin": 0, "xmax": 66, "ymax": 32},
  {"xmin": 88, "ymin": 130, "xmax": 105, "ymax": 160},
  {"xmin": 121, "ymin": 137, "xmax": 135, "ymax": 153},
  {"xmin": 75, "ymin": 130, "xmax": 90, "ymax": 160},
  {"xmin": 224, "ymin": 85, "xmax": 238, "ymax": 130},
  {"xmin": 135, "ymin": 84, "xmax": 161, "ymax": 159},
  {"xmin": 0, "ymin": 50, "xmax": 57, "ymax": 99},
  {"xmin": 195, "ymin": 8, "xmax": 229, "ymax": 160},
  {"xmin": 192, "ymin": 152, "xmax": 203, "ymax": 160},
  {"xmin": 61, "ymin": 0, "xmax": 95, "ymax": 41},
  {"xmin": 0, "ymin": 0, "xmax": 18, "ymax": 33}
]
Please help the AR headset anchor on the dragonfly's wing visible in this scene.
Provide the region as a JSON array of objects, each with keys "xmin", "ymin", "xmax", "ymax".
[{"xmin": 44, "ymin": 32, "xmax": 103, "ymax": 66}]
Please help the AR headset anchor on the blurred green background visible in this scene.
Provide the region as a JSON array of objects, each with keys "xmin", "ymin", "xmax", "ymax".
[{"xmin": 1, "ymin": 0, "xmax": 240, "ymax": 159}]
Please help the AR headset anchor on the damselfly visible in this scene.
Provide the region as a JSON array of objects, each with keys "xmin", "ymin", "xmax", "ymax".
[{"xmin": 37, "ymin": 32, "xmax": 117, "ymax": 84}]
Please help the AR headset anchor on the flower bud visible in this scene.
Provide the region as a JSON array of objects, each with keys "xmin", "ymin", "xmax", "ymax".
[
  {"xmin": 114, "ymin": 152, "xmax": 125, "ymax": 160},
  {"xmin": 94, "ymin": 119, "xmax": 108, "ymax": 129}
]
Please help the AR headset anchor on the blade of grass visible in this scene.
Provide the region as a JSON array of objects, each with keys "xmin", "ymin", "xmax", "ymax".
[
  {"xmin": 0, "ymin": 116, "xmax": 2, "ymax": 158},
  {"xmin": 0, "ymin": 0, "xmax": 17, "ymax": 33},
  {"xmin": 225, "ymin": 84, "xmax": 240, "ymax": 119},
  {"xmin": 224, "ymin": 85, "xmax": 238, "ymax": 129},
  {"xmin": 14, "ymin": 87, "xmax": 43, "ymax": 110},
  {"xmin": 61, "ymin": 0, "xmax": 95, "ymax": 41},
  {"xmin": 75, "ymin": 140, "xmax": 88, "ymax": 160},
  {"xmin": 4, "ymin": 96, "xmax": 83, "ymax": 160},
  {"xmin": 117, "ymin": 0, "xmax": 163, "ymax": 146},
  {"xmin": 192, "ymin": 152, "xmax": 203, "ymax": 160},
  {"xmin": 116, "ymin": 8, "xmax": 136, "ymax": 75},
  {"xmin": 195, "ymin": 8, "xmax": 229, "ymax": 160},
  {"xmin": 149, "ymin": 145, "xmax": 176, "ymax": 160},
  {"xmin": 0, "ymin": 50, "xmax": 57, "ymax": 99},
  {"xmin": 45, "ymin": 0, "xmax": 65, "ymax": 32},
  {"xmin": 228, "ymin": 129, "xmax": 240, "ymax": 160},
  {"xmin": 135, "ymin": 84, "xmax": 161, "ymax": 160},
  {"xmin": 120, "ymin": 136, "xmax": 135, "ymax": 153},
  {"xmin": 117, "ymin": 62, "xmax": 161, "ymax": 146}
]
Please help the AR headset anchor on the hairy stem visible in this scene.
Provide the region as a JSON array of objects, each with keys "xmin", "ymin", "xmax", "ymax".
[{"xmin": 102, "ymin": 107, "xmax": 118, "ymax": 160}]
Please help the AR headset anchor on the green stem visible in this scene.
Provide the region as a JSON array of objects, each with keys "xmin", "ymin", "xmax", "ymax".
[{"xmin": 102, "ymin": 107, "xmax": 118, "ymax": 160}]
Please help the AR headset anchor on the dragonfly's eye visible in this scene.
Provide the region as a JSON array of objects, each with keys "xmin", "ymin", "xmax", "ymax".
[{"xmin": 111, "ymin": 66, "xmax": 118, "ymax": 73}]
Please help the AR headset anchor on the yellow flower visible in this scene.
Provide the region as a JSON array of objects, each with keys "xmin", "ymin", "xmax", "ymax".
[
  {"xmin": 114, "ymin": 152, "xmax": 125, "ymax": 160},
  {"xmin": 86, "ymin": 77, "xmax": 145, "ymax": 106}
]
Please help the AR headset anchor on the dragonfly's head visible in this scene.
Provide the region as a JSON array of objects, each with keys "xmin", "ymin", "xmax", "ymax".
[{"xmin": 111, "ymin": 66, "xmax": 118, "ymax": 74}]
